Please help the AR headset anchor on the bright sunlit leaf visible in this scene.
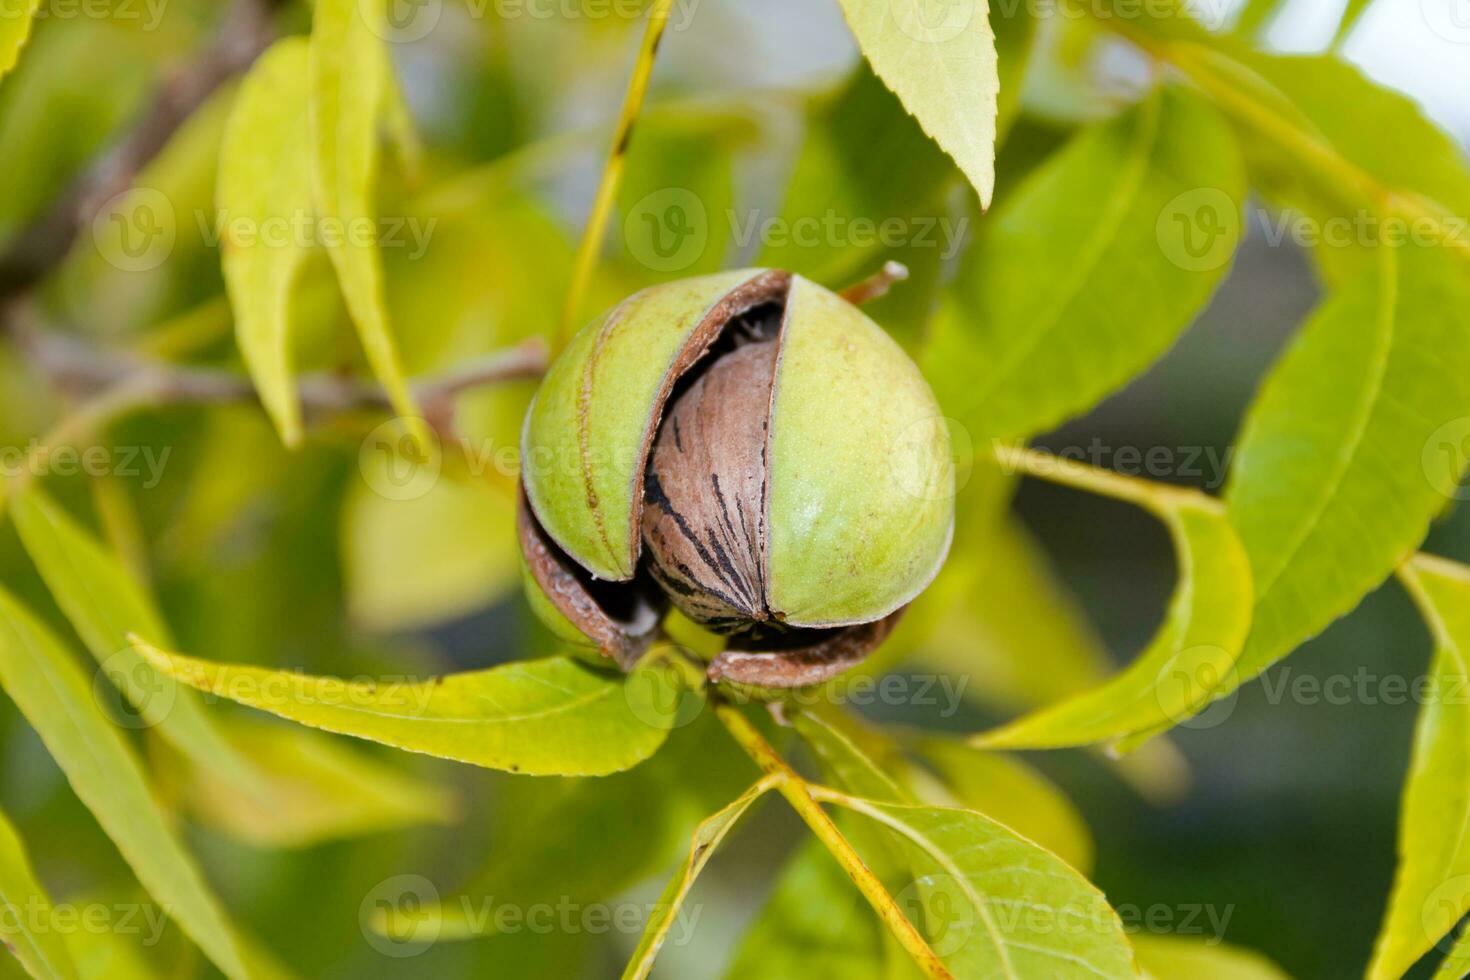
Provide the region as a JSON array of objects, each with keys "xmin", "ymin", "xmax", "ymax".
[
  {"xmin": 1368, "ymin": 554, "xmax": 1470, "ymax": 980},
  {"xmin": 217, "ymin": 38, "xmax": 315, "ymax": 446},
  {"xmin": 0, "ymin": 0, "xmax": 39, "ymax": 82},
  {"xmin": 0, "ymin": 806, "xmax": 79, "ymax": 979},
  {"xmin": 138, "ymin": 641, "xmax": 686, "ymax": 776},
  {"xmin": 1133, "ymin": 933, "xmax": 1289, "ymax": 979},
  {"xmin": 835, "ymin": 0, "xmax": 998, "ymax": 207}
]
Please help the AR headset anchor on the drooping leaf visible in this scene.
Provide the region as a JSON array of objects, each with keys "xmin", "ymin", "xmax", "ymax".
[
  {"xmin": 925, "ymin": 86, "xmax": 1244, "ymax": 440},
  {"xmin": 340, "ymin": 472, "xmax": 518, "ymax": 633},
  {"xmin": 828, "ymin": 793, "xmax": 1136, "ymax": 978},
  {"xmin": 217, "ymin": 38, "xmax": 315, "ymax": 446},
  {"xmin": 161, "ymin": 717, "xmax": 458, "ymax": 850},
  {"xmin": 1368, "ymin": 555, "xmax": 1470, "ymax": 980},
  {"xmin": 977, "ymin": 497, "xmax": 1252, "ymax": 750},
  {"xmin": 137, "ymin": 642, "xmax": 685, "ymax": 776},
  {"xmin": 0, "ymin": 588, "xmax": 249, "ymax": 979},
  {"xmin": 1133, "ymin": 934, "xmax": 1289, "ymax": 979},
  {"xmin": 0, "ymin": 806, "xmax": 79, "ymax": 980},
  {"xmin": 9, "ymin": 487, "xmax": 263, "ymax": 796},
  {"xmin": 621, "ymin": 778, "xmax": 775, "ymax": 980},
  {"xmin": 1226, "ymin": 243, "xmax": 1470, "ymax": 682},
  {"xmin": 308, "ymin": 0, "xmax": 423, "ymax": 437},
  {"xmin": 911, "ymin": 738, "xmax": 1094, "ymax": 874},
  {"xmin": 834, "ymin": 0, "xmax": 998, "ymax": 206},
  {"xmin": 0, "ymin": 0, "xmax": 39, "ymax": 81}
]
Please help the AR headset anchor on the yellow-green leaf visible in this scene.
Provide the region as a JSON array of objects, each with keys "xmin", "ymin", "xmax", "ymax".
[
  {"xmin": 0, "ymin": 588, "xmax": 249, "ymax": 979},
  {"xmin": 834, "ymin": 0, "xmax": 998, "ymax": 207},
  {"xmin": 218, "ymin": 38, "xmax": 315, "ymax": 446},
  {"xmin": 164, "ymin": 717, "xmax": 459, "ymax": 850},
  {"xmin": 0, "ymin": 806, "xmax": 79, "ymax": 980},
  {"xmin": 1134, "ymin": 934, "xmax": 1289, "ymax": 979},
  {"xmin": 137, "ymin": 642, "xmax": 683, "ymax": 776},
  {"xmin": 925, "ymin": 86, "xmax": 1244, "ymax": 440},
  {"xmin": 828, "ymin": 792, "xmax": 1136, "ymax": 979},
  {"xmin": 912, "ymin": 738, "xmax": 1094, "ymax": 874},
  {"xmin": 1432, "ymin": 925, "xmax": 1470, "ymax": 980},
  {"xmin": 341, "ymin": 472, "xmax": 517, "ymax": 632},
  {"xmin": 9, "ymin": 487, "xmax": 263, "ymax": 796},
  {"xmin": 1227, "ymin": 244, "xmax": 1470, "ymax": 682},
  {"xmin": 621, "ymin": 778, "xmax": 774, "ymax": 980},
  {"xmin": 0, "ymin": 0, "xmax": 39, "ymax": 81},
  {"xmin": 977, "ymin": 497, "xmax": 1252, "ymax": 750},
  {"xmin": 308, "ymin": 0, "xmax": 424, "ymax": 437},
  {"xmin": 1369, "ymin": 554, "xmax": 1470, "ymax": 980}
]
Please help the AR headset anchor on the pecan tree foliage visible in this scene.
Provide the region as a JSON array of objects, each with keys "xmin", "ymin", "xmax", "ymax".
[{"xmin": 0, "ymin": 0, "xmax": 1465, "ymax": 978}]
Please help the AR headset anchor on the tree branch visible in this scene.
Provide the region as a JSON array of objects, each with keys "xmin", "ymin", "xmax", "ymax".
[{"xmin": 0, "ymin": 0, "xmax": 278, "ymax": 299}]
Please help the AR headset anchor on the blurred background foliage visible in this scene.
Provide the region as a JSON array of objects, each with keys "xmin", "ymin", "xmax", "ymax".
[{"xmin": 0, "ymin": 0, "xmax": 1466, "ymax": 976}]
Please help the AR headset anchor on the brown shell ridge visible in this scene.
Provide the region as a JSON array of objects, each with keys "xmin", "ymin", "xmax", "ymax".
[{"xmin": 622, "ymin": 269, "xmax": 792, "ymax": 577}]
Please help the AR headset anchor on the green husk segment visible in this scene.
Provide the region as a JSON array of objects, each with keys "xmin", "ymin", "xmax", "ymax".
[
  {"xmin": 522, "ymin": 269, "xmax": 781, "ymax": 581},
  {"xmin": 765, "ymin": 275, "xmax": 954, "ymax": 627}
]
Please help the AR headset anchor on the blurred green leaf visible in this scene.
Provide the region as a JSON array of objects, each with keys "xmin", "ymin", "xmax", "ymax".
[
  {"xmin": 791, "ymin": 709, "xmax": 910, "ymax": 803},
  {"xmin": 828, "ymin": 792, "xmax": 1136, "ymax": 979},
  {"xmin": 0, "ymin": 0, "xmax": 38, "ymax": 82},
  {"xmin": 1369, "ymin": 555, "xmax": 1470, "ymax": 980},
  {"xmin": 1133, "ymin": 934, "xmax": 1289, "ymax": 979},
  {"xmin": 0, "ymin": 805, "xmax": 79, "ymax": 979},
  {"xmin": 1226, "ymin": 244, "xmax": 1470, "ymax": 682},
  {"xmin": 0, "ymin": 587, "xmax": 249, "ymax": 979},
  {"xmin": 138, "ymin": 642, "xmax": 685, "ymax": 776},
  {"xmin": 308, "ymin": 0, "xmax": 423, "ymax": 436},
  {"xmin": 218, "ymin": 38, "xmax": 315, "ymax": 446},
  {"xmin": 340, "ymin": 473, "xmax": 517, "ymax": 633},
  {"xmin": 1433, "ymin": 926, "xmax": 1470, "ymax": 980},
  {"xmin": 724, "ymin": 836, "xmax": 892, "ymax": 980},
  {"xmin": 621, "ymin": 777, "xmax": 774, "ymax": 980},
  {"xmin": 161, "ymin": 717, "xmax": 457, "ymax": 850},
  {"xmin": 834, "ymin": 0, "xmax": 998, "ymax": 207},
  {"xmin": 977, "ymin": 498, "xmax": 1251, "ymax": 750},
  {"xmin": 9, "ymin": 486, "xmax": 261, "ymax": 795},
  {"xmin": 924, "ymin": 86, "xmax": 1244, "ymax": 440}
]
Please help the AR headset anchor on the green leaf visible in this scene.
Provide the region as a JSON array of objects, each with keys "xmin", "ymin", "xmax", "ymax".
[
  {"xmin": 925, "ymin": 86, "xmax": 1244, "ymax": 439},
  {"xmin": 911, "ymin": 738, "xmax": 1094, "ymax": 874},
  {"xmin": 218, "ymin": 38, "xmax": 315, "ymax": 446},
  {"xmin": 340, "ymin": 473, "xmax": 518, "ymax": 632},
  {"xmin": 8, "ymin": 487, "xmax": 263, "ymax": 795},
  {"xmin": 137, "ymin": 642, "xmax": 685, "ymax": 776},
  {"xmin": 827, "ymin": 793, "xmax": 1137, "ymax": 979},
  {"xmin": 0, "ymin": 806, "xmax": 80, "ymax": 980},
  {"xmin": 308, "ymin": 0, "xmax": 424, "ymax": 438},
  {"xmin": 621, "ymin": 778, "xmax": 775, "ymax": 980},
  {"xmin": 0, "ymin": 588, "xmax": 249, "ymax": 979},
  {"xmin": 1226, "ymin": 243, "xmax": 1470, "ymax": 682},
  {"xmin": 1133, "ymin": 934, "xmax": 1289, "ymax": 979},
  {"xmin": 976, "ymin": 497, "xmax": 1252, "ymax": 750},
  {"xmin": 0, "ymin": 0, "xmax": 39, "ymax": 81},
  {"xmin": 791, "ymin": 709, "xmax": 910, "ymax": 803},
  {"xmin": 1432, "ymin": 925, "xmax": 1470, "ymax": 980},
  {"xmin": 1368, "ymin": 555, "xmax": 1470, "ymax": 980},
  {"xmin": 724, "ymin": 836, "xmax": 893, "ymax": 980},
  {"xmin": 164, "ymin": 717, "xmax": 458, "ymax": 850},
  {"xmin": 834, "ymin": 0, "xmax": 998, "ymax": 207}
]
